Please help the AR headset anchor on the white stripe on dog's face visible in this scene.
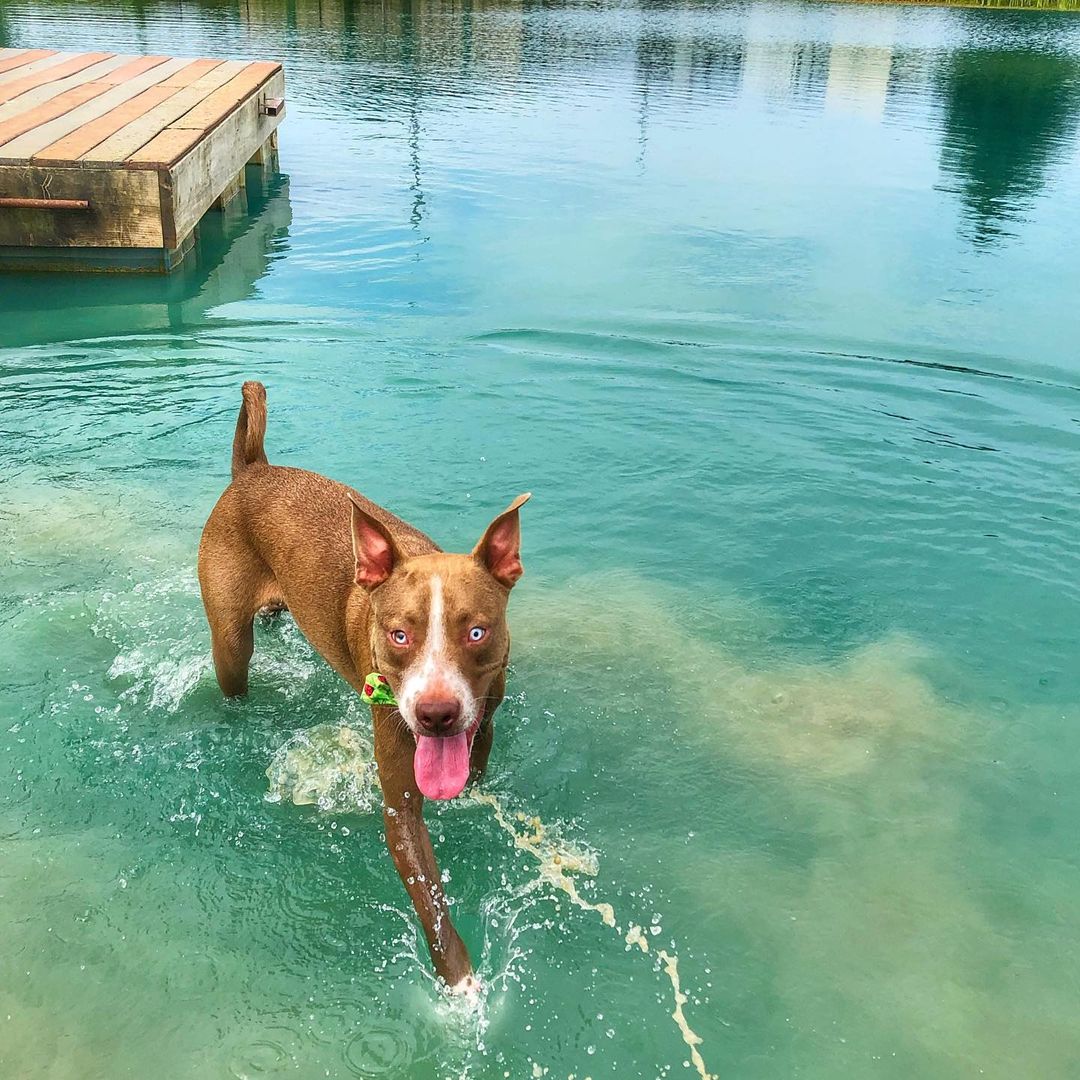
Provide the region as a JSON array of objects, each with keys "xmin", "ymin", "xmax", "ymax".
[{"xmin": 396, "ymin": 575, "xmax": 476, "ymax": 735}]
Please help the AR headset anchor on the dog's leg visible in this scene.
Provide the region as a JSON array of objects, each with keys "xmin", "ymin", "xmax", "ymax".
[
  {"xmin": 374, "ymin": 712, "xmax": 473, "ymax": 987},
  {"xmin": 198, "ymin": 535, "xmax": 275, "ymax": 698},
  {"xmin": 209, "ymin": 616, "xmax": 255, "ymax": 697}
]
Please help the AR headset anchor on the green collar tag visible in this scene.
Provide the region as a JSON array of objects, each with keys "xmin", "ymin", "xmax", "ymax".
[{"xmin": 363, "ymin": 672, "xmax": 397, "ymax": 707}]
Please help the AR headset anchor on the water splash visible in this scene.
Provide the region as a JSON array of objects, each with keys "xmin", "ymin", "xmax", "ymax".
[
  {"xmin": 94, "ymin": 571, "xmax": 213, "ymax": 714},
  {"xmin": 263, "ymin": 721, "xmax": 717, "ymax": 1077},
  {"xmin": 471, "ymin": 793, "xmax": 612, "ymax": 925},
  {"xmin": 265, "ymin": 722, "xmax": 380, "ymax": 812},
  {"xmin": 473, "ymin": 791, "xmax": 718, "ymax": 1080}
]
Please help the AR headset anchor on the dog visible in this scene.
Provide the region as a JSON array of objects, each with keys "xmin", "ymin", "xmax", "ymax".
[{"xmin": 198, "ymin": 381, "xmax": 529, "ymax": 990}]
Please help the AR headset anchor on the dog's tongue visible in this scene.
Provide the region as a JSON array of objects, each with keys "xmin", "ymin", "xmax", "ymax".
[{"xmin": 414, "ymin": 732, "xmax": 471, "ymax": 800}]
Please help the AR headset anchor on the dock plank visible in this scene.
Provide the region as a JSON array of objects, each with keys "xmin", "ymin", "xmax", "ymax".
[
  {"xmin": 161, "ymin": 58, "xmax": 223, "ymax": 87},
  {"xmin": 0, "ymin": 50, "xmax": 57, "ymax": 76},
  {"xmin": 2, "ymin": 58, "xmax": 192, "ymax": 161},
  {"xmin": 0, "ymin": 55, "xmax": 138, "ymax": 122},
  {"xmin": 123, "ymin": 127, "xmax": 202, "ymax": 168},
  {"xmin": 0, "ymin": 51, "xmax": 74, "ymax": 85},
  {"xmin": 167, "ymin": 61, "xmax": 280, "ymax": 133},
  {"xmin": 31, "ymin": 85, "xmax": 181, "ymax": 163},
  {"xmin": 0, "ymin": 53, "xmax": 114, "ymax": 103},
  {"xmin": 97, "ymin": 55, "xmax": 170, "ymax": 86},
  {"xmin": 80, "ymin": 60, "xmax": 248, "ymax": 163},
  {"xmin": 0, "ymin": 53, "xmax": 118, "ymax": 107},
  {"xmin": 0, "ymin": 82, "xmax": 112, "ymax": 149},
  {"xmin": 0, "ymin": 162, "xmax": 163, "ymax": 248}
]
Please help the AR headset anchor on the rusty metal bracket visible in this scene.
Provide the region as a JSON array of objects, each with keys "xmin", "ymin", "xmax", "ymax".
[{"xmin": 0, "ymin": 197, "xmax": 91, "ymax": 211}]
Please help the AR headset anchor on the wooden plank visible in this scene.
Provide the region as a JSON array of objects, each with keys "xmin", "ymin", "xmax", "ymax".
[
  {"xmin": 80, "ymin": 60, "xmax": 248, "ymax": 164},
  {"xmin": 29, "ymin": 84, "xmax": 181, "ymax": 164},
  {"xmin": 98, "ymin": 55, "xmax": 170, "ymax": 86},
  {"xmin": 0, "ymin": 55, "xmax": 137, "ymax": 124},
  {"xmin": 0, "ymin": 50, "xmax": 58, "ymax": 76},
  {"xmin": 160, "ymin": 67, "xmax": 284, "ymax": 247},
  {"xmin": 167, "ymin": 62, "xmax": 280, "ymax": 132},
  {"xmin": 125, "ymin": 126, "xmax": 201, "ymax": 167},
  {"xmin": 0, "ymin": 51, "xmax": 74, "ymax": 86},
  {"xmin": 0, "ymin": 163, "xmax": 163, "ymax": 247},
  {"xmin": 0, "ymin": 83, "xmax": 111, "ymax": 150},
  {"xmin": 4, "ymin": 58, "xmax": 193, "ymax": 162},
  {"xmin": 0, "ymin": 53, "xmax": 114, "ymax": 104},
  {"xmin": 161, "ymin": 58, "xmax": 223, "ymax": 87}
]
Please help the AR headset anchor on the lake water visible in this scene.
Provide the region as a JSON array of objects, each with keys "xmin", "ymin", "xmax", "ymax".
[{"xmin": 2, "ymin": 2, "xmax": 1080, "ymax": 1077}]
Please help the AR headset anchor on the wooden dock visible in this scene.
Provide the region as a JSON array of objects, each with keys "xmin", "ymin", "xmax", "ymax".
[{"xmin": 0, "ymin": 48, "xmax": 285, "ymax": 272}]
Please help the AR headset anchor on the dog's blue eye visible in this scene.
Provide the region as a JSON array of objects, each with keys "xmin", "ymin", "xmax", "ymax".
[
  {"xmin": 390, "ymin": 629, "xmax": 409, "ymax": 646},
  {"xmin": 468, "ymin": 626, "xmax": 487, "ymax": 642}
]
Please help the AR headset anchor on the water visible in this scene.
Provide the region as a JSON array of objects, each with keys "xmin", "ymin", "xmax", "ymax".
[{"xmin": 2, "ymin": 1, "xmax": 1080, "ymax": 1076}]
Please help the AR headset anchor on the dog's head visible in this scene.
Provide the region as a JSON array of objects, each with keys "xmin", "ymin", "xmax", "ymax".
[{"xmin": 348, "ymin": 493, "xmax": 530, "ymax": 800}]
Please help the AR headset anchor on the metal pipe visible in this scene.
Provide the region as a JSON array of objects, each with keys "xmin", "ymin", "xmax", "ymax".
[{"xmin": 0, "ymin": 197, "xmax": 90, "ymax": 211}]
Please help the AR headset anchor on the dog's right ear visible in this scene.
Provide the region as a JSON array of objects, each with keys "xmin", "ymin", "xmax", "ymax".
[
  {"xmin": 472, "ymin": 492, "xmax": 531, "ymax": 589},
  {"xmin": 348, "ymin": 495, "xmax": 400, "ymax": 590}
]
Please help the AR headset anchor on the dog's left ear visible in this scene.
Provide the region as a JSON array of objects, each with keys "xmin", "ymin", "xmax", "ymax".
[{"xmin": 472, "ymin": 492, "xmax": 531, "ymax": 589}]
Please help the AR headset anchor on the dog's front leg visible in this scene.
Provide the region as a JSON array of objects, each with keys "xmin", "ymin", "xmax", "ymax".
[
  {"xmin": 374, "ymin": 715, "xmax": 472, "ymax": 988},
  {"xmin": 383, "ymin": 799, "xmax": 472, "ymax": 986}
]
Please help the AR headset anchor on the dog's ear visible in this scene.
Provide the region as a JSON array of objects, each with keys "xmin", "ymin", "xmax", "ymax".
[
  {"xmin": 349, "ymin": 495, "xmax": 401, "ymax": 590},
  {"xmin": 472, "ymin": 493, "xmax": 531, "ymax": 589}
]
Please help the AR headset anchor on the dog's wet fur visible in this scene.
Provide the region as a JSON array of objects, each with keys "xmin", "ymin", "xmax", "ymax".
[{"xmin": 198, "ymin": 381, "xmax": 529, "ymax": 988}]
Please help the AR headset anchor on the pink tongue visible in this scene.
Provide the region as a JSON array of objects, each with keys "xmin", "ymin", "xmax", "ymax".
[{"xmin": 413, "ymin": 732, "xmax": 471, "ymax": 800}]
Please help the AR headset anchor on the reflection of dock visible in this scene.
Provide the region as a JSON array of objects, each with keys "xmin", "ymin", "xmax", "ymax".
[
  {"xmin": 0, "ymin": 48, "xmax": 284, "ymax": 272},
  {"xmin": 0, "ymin": 172, "xmax": 292, "ymax": 346}
]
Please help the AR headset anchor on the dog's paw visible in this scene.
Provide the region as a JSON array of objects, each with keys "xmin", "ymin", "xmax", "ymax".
[{"xmin": 449, "ymin": 973, "xmax": 483, "ymax": 1001}]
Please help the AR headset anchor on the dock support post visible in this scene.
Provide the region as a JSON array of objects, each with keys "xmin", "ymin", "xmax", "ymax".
[
  {"xmin": 213, "ymin": 167, "xmax": 248, "ymax": 211},
  {"xmin": 247, "ymin": 131, "xmax": 278, "ymax": 167}
]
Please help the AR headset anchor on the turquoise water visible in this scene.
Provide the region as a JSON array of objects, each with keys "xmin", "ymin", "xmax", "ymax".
[{"xmin": 3, "ymin": 2, "xmax": 1080, "ymax": 1077}]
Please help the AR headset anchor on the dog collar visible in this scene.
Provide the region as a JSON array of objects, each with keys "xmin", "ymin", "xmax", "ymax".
[{"xmin": 363, "ymin": 672, "xmax": 398, "ymax": 706}]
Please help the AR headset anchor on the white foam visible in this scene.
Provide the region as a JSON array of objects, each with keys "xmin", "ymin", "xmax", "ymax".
[{"xmin": 265, "ymin": 723, "xmax": 380, "ymax": 813}]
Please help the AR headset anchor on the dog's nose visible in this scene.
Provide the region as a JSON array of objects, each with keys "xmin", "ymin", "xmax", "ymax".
[{"xmin": 415, "ymin": 698, "xmax": 461, "ymax": 734}]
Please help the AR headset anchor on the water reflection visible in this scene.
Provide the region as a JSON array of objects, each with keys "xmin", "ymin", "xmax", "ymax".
[
  {"xmin": 266, "ymin": 0, "xmax": 1080, "ymax": 247},
  {"xmin": 824, "ymin": 42, "xmax": 894, "ymax": 118},
  {"xmin": 3, "ymin": 0, "xmax": 1080, "ymax": 253},
  {"xmin": 936, "ymin": 38, "xmax": 1080, "ymax": 243},
  {"xmin": 0, "ymin": 170, "xmax": 291, "ymax": 347}
]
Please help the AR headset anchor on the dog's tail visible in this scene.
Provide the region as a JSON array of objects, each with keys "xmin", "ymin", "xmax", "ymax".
[{"xmin": 231, "ymin": 380, "xmax": 269, "ymax": 480}]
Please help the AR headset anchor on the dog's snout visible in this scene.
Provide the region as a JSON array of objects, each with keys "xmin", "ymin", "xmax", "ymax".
[{"xmin": 415, "ymin": 698, "xmax": 461, "ymax": 734}]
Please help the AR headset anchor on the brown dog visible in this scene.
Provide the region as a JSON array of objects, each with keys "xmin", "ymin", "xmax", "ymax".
[{"xmin": 198, "ymin": 381, "xmax": 529, "ymax": 990}]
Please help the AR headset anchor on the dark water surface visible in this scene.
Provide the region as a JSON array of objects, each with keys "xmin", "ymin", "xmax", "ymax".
[{"xmin": 2, "ymin": 2, "xmax": 1080, "ymax": 1078}]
